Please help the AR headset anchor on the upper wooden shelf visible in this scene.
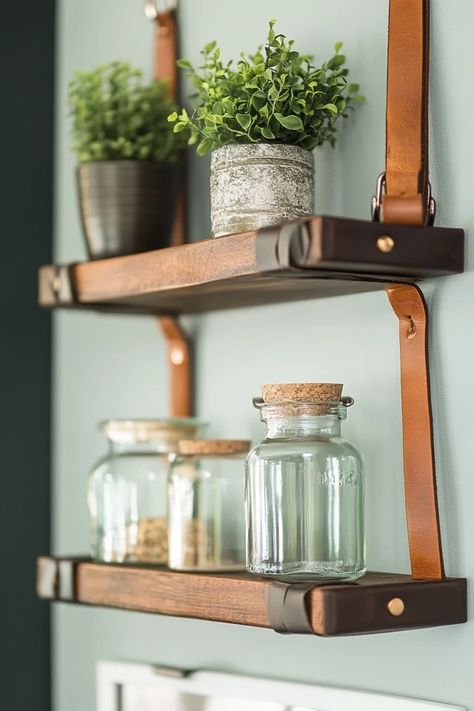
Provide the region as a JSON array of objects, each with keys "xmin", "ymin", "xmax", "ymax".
[
  {"xmin": 37, "ymin": 556, "xmax": 466, "ymax": 637},
  {"xmin": 39, "ymin": 216, "xmax": 464, "ymax": 315}
]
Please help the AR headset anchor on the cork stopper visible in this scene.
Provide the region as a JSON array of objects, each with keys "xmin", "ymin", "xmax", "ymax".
[
  {"xmin": 101, "ymin": 418, "xmax": 204, "ymax": 450},
  {"xmin": 178, "ymin": 439, "xmax": 251, "ymax": 456},
  {"xmin": 261, "ymin": 383, "xmax": 343, "ymax": 403}
]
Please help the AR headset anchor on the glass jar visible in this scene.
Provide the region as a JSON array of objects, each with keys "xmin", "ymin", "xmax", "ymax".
[
  {"xmin": 88, "ymin": 419, "xmax": 203, "ymax": 563},
  {"xmin": 168, "ymin": 440, "xmax": 249, "ymax": 571},
  {"xmin": 245, "ymin": 383, "xmax": 365, "ymax": 582}
]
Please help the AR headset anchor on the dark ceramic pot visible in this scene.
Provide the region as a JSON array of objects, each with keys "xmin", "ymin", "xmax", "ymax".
[{"xmin": 77, "ymin": 160, "xmax": 178, "ymax": 259}]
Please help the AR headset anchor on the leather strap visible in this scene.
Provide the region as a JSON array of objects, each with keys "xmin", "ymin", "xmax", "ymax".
[
  {"xmin": 157, "ymin": 317, "xmax": 192, "ymax": 417},
  {"xmin": 153, "ymin": 7, "xmax": 186, "ymax": 249},
  {"xmin": 154, "ymin": 10, "xmax": 178, "ymax": 98},
  {"xmin": 267, "ymin": 582, "xmax": 315, "ymax": 634},
  {"xmin": 382, "ymin": 0, "xmax": 430, "ymax": 225},
  {"xmin": 152, "ymin": 9, "xmax": 191, "ymax": 419},
  {"xmin": 386, "ymin": 284, "xmax": 444, "ymax": 579}
]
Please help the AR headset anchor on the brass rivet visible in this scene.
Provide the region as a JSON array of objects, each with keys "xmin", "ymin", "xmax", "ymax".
[
  {"xmin": 387, "ymin": 597, "xmax": 405, "ymax": 616},
  {"xmin": 170, "ymin": 347, "xmax": 185, "ymax": 366},
  {"xmin": 376, "ymin": 235, "xmax": 395, "ymax": 253}
]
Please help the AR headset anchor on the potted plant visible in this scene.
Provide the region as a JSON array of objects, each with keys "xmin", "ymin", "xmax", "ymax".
[
  {"xmin": 169, "ymin": 21, "xmax": 363, "ymax": 237},
  {"xmin": 69, "ymin": 62, "xmax": 185, "ymax": 259}
]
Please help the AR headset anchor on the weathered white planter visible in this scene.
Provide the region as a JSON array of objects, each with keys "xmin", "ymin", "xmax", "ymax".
[{"xmin": 210, "ymin": 143, "xmax": 314, "ymax": 237}]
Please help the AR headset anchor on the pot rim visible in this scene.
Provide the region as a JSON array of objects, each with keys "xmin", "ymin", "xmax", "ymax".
[
  {"xmin": 76, "ymin": 158, "xmax": 176, "ymax": 170},
  {"xmin": 210, "ymin": 142, "xmax": 313, "ymax": 157}
]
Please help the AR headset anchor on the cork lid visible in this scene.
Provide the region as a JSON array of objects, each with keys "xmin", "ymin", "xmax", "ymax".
[
  {"xmin": 178, "ymin": 439, "xmax": 250, "ymax": 456},
  {"xmin": 101, "ymin": 418, "xmax": 204, "ymax": 447},
  {"xmin": 261, "ymin": 383, "xmax": 343, "ymax": 403}
]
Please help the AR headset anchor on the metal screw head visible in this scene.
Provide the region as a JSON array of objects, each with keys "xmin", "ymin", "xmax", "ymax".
[
  {"xmin": 376, "ymin": 235, "xmax": 395, "ymax": 253},
  {"xmin": 387, "ymin": 597, "xmax": 405, "ymax": 616}
]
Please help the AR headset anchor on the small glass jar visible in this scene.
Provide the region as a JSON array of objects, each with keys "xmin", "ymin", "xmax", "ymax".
[
  {"xmin": 168, "ymin": 440, "xmax": 249, "ymax": 571},
  {"xmin": 245, "ymin": 383, "xmax": 365, "ymax": 582},
  {"xmin": 88, "ymin": 419, "xmax": 203, "ymax": 563}
]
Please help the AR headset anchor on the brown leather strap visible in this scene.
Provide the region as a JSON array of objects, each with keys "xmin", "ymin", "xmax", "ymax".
[
  {"xmin": 154, "ymin": 10, "xmax": 178, "ymax": 98},
  {"xmin": 386, "ymin": 284, "xmax": 444, "ymax": 579},
  {"xmin": 157, "ymin": 317, "xmax": 192, "ymax": 417},
  {"xmin": 153, "ymin": 8, "xmax": 186, "ymax": 248},
  {"xmin": 152, "ymin": 11, "xmax": 191, "ymax": 418},
  {"xmin": 382, "ymin": 0, "xmax": 430, "ymax": 225}
]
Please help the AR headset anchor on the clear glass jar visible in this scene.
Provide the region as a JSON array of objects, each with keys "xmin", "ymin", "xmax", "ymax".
[
  {"xmin": 88, "ymin": 419, "xmax": 203, "ymax": 563},
  {"xmin": 168, "ymin": 440, "xmax": 249, "ymax": 571},
  {"xmin": 245, "ymin": 385, "xmax": 365, "ymax": 582}
]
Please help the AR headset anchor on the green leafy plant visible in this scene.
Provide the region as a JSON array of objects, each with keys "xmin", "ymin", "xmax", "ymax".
[
  {"xmin": 169, "ymin": 20, "xmax": 363, "ymax": 156},
  {"xmin": 68, "ymin": 61, "xmax": 185, "ymax": 163}
]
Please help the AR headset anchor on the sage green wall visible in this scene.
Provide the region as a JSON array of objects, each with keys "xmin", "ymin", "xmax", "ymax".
[{"xmin": 53, "ymin": 1, "xmax": 474, "ymax": 709}]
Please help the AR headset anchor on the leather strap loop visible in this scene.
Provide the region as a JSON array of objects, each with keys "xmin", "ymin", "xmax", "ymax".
[
  {"xmin": 382, "ymin": 0, "xmax": 430, "ymax": 225},
  {"xmin": 267, "ymin": 582, "xmax": 315, "ymax": 634},
  {"xmin": 386, "ymin": 284, "xmax": 444, "ymax": 579}
]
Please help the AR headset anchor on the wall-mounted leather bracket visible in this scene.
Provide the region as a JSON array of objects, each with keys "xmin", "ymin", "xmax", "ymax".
[
  {"xmin": 151, "ymin": 4, "xmax": 190, "ymax": 417},
  {"xmin": 266, "ymin": 582, "xmax": 315, "ymax": 634},
  {"xmin": 373, "ymin": 0, "xmax": 432, "ymax": 225},
  {"xmin": 386, "ymin": 283, "xmax": 444, "ymax": 579},
  {"xmin": 157, "ymin": 317, "xmax": 192, "ymax": 417},
  {"xmin": 153, "ymin": 9, "xmax": 179, "ymax": 99},
  {"xmin": 153, "ymin": 4, "xmax": 186, "ymax": 249}
]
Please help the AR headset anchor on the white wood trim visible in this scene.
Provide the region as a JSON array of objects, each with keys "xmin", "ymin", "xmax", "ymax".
[{"xmin": 97, "ymin": 661, "xmax": 465, "ymax": 711}]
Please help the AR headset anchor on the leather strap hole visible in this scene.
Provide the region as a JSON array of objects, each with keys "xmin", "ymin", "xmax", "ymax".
[{"xmin": 407, "ymin": 316, "xmax": 416, "ymax": 339}]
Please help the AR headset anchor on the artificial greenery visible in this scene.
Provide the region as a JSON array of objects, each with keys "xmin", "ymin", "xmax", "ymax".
[
  {"xmin": 169, "ymin": 20, "xmax": 363, "ymax": 156},
  {"xmin": 68, "ymin": 62, "xmax": 185, "ymax": 163}
]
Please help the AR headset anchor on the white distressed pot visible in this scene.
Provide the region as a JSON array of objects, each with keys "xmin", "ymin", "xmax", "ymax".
[{"xmin": 210, "ymin": 143, "xmax": 314, "ymax": 237}]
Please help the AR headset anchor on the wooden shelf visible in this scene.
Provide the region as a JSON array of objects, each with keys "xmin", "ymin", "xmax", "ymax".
[
  {"xmin": 37, "ymin": 556, "xmax": 467, "ymax": 636},
  {"xmin": 39, "ymin": 216, "xmax": 464, "ymax": 315}
]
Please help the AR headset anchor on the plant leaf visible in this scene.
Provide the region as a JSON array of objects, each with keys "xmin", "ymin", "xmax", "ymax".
[
  {"xmin": 274, "ymin": 113, "xmax": 304, "ymax": 131},
  {"xmin": 197, "ymin": 137, "xmax": 213, "ymax": 156},
  {"xmin": 322, "ymin": 103, "xmax": 338, "ymax": 113},
  {"xmin": 261, "ymin": 126, "xmax": 275, "ymax": 140},
  {"xmin": 236, "ymin": 113, "xmax": 252, "ymax": 130}
]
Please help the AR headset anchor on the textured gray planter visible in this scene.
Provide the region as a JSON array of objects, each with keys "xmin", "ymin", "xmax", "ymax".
[{"xmin": 210, "ymin": 143, "xmax": 314, "ymax": 237}]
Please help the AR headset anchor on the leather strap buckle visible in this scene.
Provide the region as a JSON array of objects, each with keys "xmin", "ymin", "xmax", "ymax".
[{"xmin": 371, "ymin": 172, "xmax": 436, "ymax": 226}]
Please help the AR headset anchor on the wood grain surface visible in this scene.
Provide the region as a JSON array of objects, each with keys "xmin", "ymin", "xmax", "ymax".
[{"xmin": 37, "ymin": 557, "xmax": 467, "ymax": 637}]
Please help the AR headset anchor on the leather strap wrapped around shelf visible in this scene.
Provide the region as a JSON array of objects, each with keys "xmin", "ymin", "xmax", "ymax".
[
  {"xmin": 382, "ymin": 0, "xmax": 430, "ymax": 225},
  {"xmin": 387, "ymin": 284, "xmax": 444, "ymax": 579},
  {"xmin": 267, "ymin": 582, "xmax": 315, "ymax": 634}
]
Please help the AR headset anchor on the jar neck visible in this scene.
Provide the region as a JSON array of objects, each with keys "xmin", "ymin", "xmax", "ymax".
[{"xmin": 264, "ymin": 415, "xmax": 342, "ymax": 439}]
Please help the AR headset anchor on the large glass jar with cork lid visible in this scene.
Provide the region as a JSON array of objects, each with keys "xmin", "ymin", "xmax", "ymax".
[
  {"xmin": 245, "ymin": 383, "xmax": 365, "ymax": 582},
  {"xmin": 88, "ymin": 419, "xmax": 203, "ymax": 564},
  {"xmin": 168, "ymin": 439, "xmax": 249, "ymax": 571}
]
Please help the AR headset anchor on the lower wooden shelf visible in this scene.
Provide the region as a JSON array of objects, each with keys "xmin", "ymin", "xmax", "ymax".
[{"xmin": 36, "ymin": 556, "xmax": 467, "ymax": 637}]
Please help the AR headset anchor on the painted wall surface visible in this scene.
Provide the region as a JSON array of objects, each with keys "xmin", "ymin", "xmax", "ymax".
[{"xmin": 53, "ymin": 1, "xmax": 474, "ymax": 709}]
